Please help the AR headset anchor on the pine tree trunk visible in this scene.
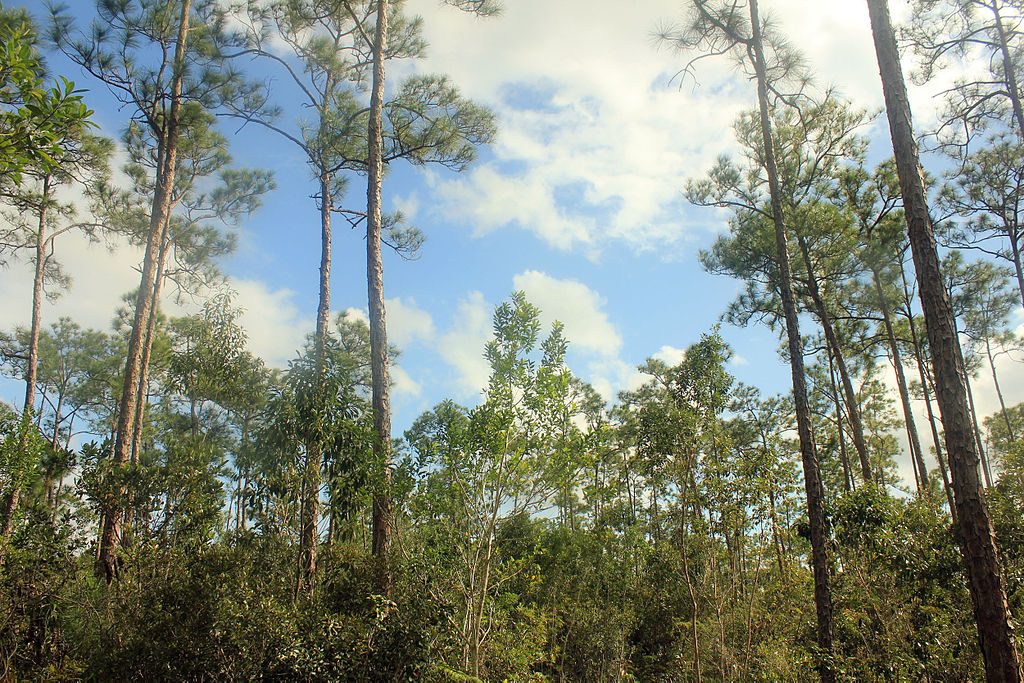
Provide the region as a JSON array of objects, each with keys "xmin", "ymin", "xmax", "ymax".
[
  {"xmin": 866, "ymin": 1, "xmax": 1022, "ymax": 677},
  {"xmin": 992, "ymin": 0, "xmax": 1024, "ymax": 139},
  {"xmin": 797, "ymin": 234, "xmax": 873, "ymax": 483},
  {"xmin": 749, "ymin": 2, "xmax": 835, "ymax": 678},
  {"xmin": 985, "ymin": 337, "xmax": 1015, "ymax": 442},
  {"xmin": 1, "ymin": 175, "xmax": 51, "ymax": 538},
  {"xmin": 99, "ymin": 0, "xmax": 192, "ymax": 582},
  {"xmin": 827, "ymin": 346, "xmax": 854, "ymax": 493},
  {"xmin": 367, "ymin": 0, "xmax": 394, "ymax": 588},
  {"xmin": 678, "ymin": 479, "xmax": 702, "ymax": 683},
  {"xmin": 1009, "ymin": 237, "xmax": 1024, "ymax": 310},
  {"xmin": 901, "ymin": 262, "xmax": 957, "ymax": 516},
  {"xmin": 298, "ymin": 169, "xmax": 335, "ymax": 592},
  {"xmin": 965, "ymin": 376, "xmax": 995, "ymax": 489},
  {"xmin": 130, "ymin": 220, "xmax": 172, "ymax": 466},
  {"xmin": 872, "ymin": 268, "xmax": 929, "ymax": 490}
]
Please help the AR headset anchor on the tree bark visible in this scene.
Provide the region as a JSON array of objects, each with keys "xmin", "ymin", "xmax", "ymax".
[
  {"xmin": 130, "ymin": 219, "xmax": 172, "ymax": 467},
  {"xmin": 1009, "ymin": 236, "xmax": 1024, "ymax": 311},
  {"xmin": 298, "ymin": 169, "xmax": 335, "ymax": 592},
  {"xmin": 901, "ymin": 261, "xmax": 958, "ymax": 517},
  {"xmin": 367, "ymin": 0, "xmax": 394, "ymax": 588},
  {"xmin": 866, "ymin": 1, "xmax": 1022, "ymax": 678},
  {"xmin": 98, "ymin": 0, "xmax": 192, "ymax": 582},
  {"xmin": 749, "ymin": 2, "xmax": 835, "ymax": 679}
]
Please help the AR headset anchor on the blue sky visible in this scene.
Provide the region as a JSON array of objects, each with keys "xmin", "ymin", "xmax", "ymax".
[{"xmin": 2, "ymin": 0, "xmax": 1022, "ymax": 484}]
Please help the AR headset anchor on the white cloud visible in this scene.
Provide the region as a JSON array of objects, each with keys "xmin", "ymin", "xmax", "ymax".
[
  {"xmin": 587, "ymin": 358, "xmax": 637, "ymax": 402},
  {"xmin": 397, "ymin": 0, "xmax": 751, "ymax": 254},
  {"xmin": 437, "ymin": 291, "xmax": 494, "ymax": 397},
  {"xmin": 338, "ymin": 303, "xmax": 428, "ymax": 397},
  {"xmin": 342, "ymin": 307, "xmax": 369, "ymax": 325},
  {"xmin": 398, "ymin": 0, "xmax": 975, "ymax": 256},
  {"xmin": 512, "ymin": 270, "xmax": 622, "ymax": 357},
  {"xmin": 391, "ymin": 364, "xmax": 423, "ymax": 398},
  {"xmin": 964, "ymin": 323, "xmax": 1024, "ymax": 423},
  {"xmin": 0, "ymin": 231, "xmax": 143, "ymax": 334},
  {"xmin": 434, "ymin": 276, "xmax": 628, "ymax": 400},
  {"xmin": 385, "ymin": 297, "xmax": 436, "ymax": 349},
  {"xmin": 231, "ymin": 279, "xmax": 311, "ymax": 368},
  {"xmin": 0, "ymin": 225, "xmax": 317, "ymax": 372},
  {"xmin": 343, "ymin": 298, "xmax": 434, "ymax": 350},
  {"xmin": 588, "ymin": 345, "xmax": 690, "ymax": 402},
  {"xmin": 652, "ymin": 345, "xmax": 687, "ymax": 366},
  {"xmin": 432, "ymin": 166, "xmax": 594, "ymax": 251},
  {"xmin": 391, "ymin": 193, "xmax": 421, "ymax": 222}
]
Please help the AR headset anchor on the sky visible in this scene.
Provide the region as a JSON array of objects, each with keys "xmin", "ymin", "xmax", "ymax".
[{"xmin": 1, "ymin": 0, "xmax": 1022, "ymax": 487}]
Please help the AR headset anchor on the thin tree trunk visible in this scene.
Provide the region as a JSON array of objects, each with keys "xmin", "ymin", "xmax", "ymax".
[
  {"xmin": 992, "ymin": 0, "xmax": 1024, "ymax": 139},
  {"xmin": 235, "ymin": 414, "xmax": 250, "ymax": 532},
  {"xmin": 902, "ymin": 261, "xmax": 958, "ymax": 517},
  {"xmin": 984, "ymin": 337, "xmax": 1015, "ymax": 442},
  {"xmin": 827, "ymin": 346, "xmax": 854, "ymax": 493},
  {"xmin": 50, "ymin": 392, "xmax": 64, "ymax": 453},
  {"xmin": 866, "ymin": 1, "xmax": 1022, "ymax": 677},
  {"xmin": 130, "ymin": 222, "xmax": 172, "ymax": 466},
  {"xmin": 965, "ymin": 375, "xmax": 995, "ymax": 489},
  {"xmin": 798, "ymin": 234, "xmax": 873, "ymax": 483},
  {"xmin": 294, "ymin": 457, "xmax": 308, "ymax": 601},
  {"xmin": 679, "ymin": 484, "xmax": 702, "ymax": 683},
  {"xmin": 99, "ymin": 0, "xmax": 192, "ymax": 582},
  {"xmin": 873, "ymin": 268, "xmax": 929, "ymax": 491},
  {"xmin": 43, "ymin": 391, "xmax": 66, "ymax": 518},
  {"xmin": 367, "ymin": 0, "xmax": 394, "ymax": 588},
  {"xmin": 298, "ymin": 168, "xmax": 335, "ymax": 592},
  {"xmin": 767, "ymin": 488, "xmax": 786, "ymax": 577},
  {"xmin": 1009, "ymin": 236, "xmax": 1024, "ymax": 310},
  {"xmin": 749, "ymin": 3, "xmax": 835, "ymax": 678},
  {"xmin": 240, "ymin": 473, "xmax": 248, "ymax": 531},
  {"xmin": 1, "ymin": 175, "xmax": 51, "ymax": 538}
]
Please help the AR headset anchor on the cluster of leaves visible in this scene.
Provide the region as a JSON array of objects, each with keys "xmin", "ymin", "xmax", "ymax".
[{"xmin": 0, "ymin": 12, "xmax": 93, "ymax": 186}]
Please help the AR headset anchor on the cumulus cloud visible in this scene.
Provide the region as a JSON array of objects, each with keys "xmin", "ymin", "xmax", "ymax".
[
  {"xmin": 340, "ymin": 300, "xmax": 434, "ymax": 398},
  {"xmin": 432, "ymin": 166, "xmax": 594, "ymax": 251},
  {"xmin": 0, "ymin": 232, "xmax": 143, "ymax": 335},
  {"xmin": 437, "ymin": 291, "xmax": 494, "ymax": 397},
  {"xmin": 586, "ymin": 345, "xmax": 690, "ymax": 402},
  {"xmin": 342, "ymin": 307, "xmax": 369, "ymax": 325},
  {"xmin": 429, "ymin": 272, "xmax": 691, "ymax": 402},
  {"xmin": 231, "ymin": 279, "xmax": 311, "ymax": 368},
  {"xmin": 398, "ymin": 0, "xmax": 973, "ymax": 257},
  {"xmin": 431, "ymin": 274, "xmax": 700, "ymax": 402},
  {"xmin": 391, "ymin": 364, "xmax": 423, "ymax": 399},
  {"xmin": 587, "ymin": 358, "xmax": 638, "ymax": 403},
  {"xmin": 385, "ymin": 297, "xmax": 436, "ymax": 349},
  {"xmin": 390, "ymin": 193, "xmax": 421, "ymax": 222},
  {"xmin": 965, "ymin": 322, "xmax": 1024, "ymax": 422},
  {"xmin": 652, "ymin": 345, "xmax": 687, "ymax": 366},
  {"xmin": 0, "ymin": 226, "xmax": 313, "ymax": 373},
  {"xmin": 511, "ymin": 270, "xmax": 622, "ymax": 357}
]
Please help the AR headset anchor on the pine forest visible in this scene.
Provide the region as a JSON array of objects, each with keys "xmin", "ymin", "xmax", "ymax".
[{"xmin": 2, "ymin": 0, "xmax": 1024, "ymax": 680}]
